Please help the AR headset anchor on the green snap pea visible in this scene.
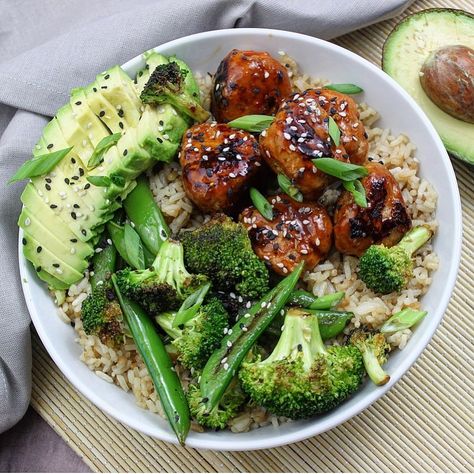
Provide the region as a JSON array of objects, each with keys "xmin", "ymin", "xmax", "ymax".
[
  {"xmin": 288, "ymin": 290, "xmax": 345, "ymax": 310},
  {"xmin": 200, "ymin": 262, "xmax": 304, "ymax": 412},
  {"xmin": 112, "ymin": 275, "xmax": 190, "ymax": 445},
  {"xmin": 90, "ymin": 237, "xmax": 117, "ymax": 290},
  {"xmin": 124, "ymin": 176, "xmax": 170, "ymax": 255}
]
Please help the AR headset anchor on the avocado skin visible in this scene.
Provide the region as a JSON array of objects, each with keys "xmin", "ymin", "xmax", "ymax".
[{"xmin": 382, "ymin": 8, "xmax": 474, "ymax": 164}]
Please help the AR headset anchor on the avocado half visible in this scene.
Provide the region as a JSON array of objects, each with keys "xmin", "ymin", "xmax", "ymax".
[{"xmin": 383, "ymin": 9, "xmax": 474, "ymax": 164}]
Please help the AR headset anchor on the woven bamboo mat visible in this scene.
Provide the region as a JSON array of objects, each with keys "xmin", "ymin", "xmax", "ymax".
[{"xmin": 30, "ymin": 0, "xmax": 474, "ymax": 471}]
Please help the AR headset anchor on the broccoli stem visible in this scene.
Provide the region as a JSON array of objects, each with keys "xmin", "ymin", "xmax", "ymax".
[
  {"xmin": 155, "ymin": 312, "xmax": 182, "ymax": 340},
  {"xmin": 397, "ymin": 225, "xmax": 432, "ymax": 256},
  {"xmin": 266, "ymin": 308, "xmax": 325, "ymax": 371},
  {"xmin": 360, "ymin": 349, "xmax": 390, "ymax": 386},
  {"xmin": 165, "ymin": 93, "xmax": 209, "ymax": 123}
]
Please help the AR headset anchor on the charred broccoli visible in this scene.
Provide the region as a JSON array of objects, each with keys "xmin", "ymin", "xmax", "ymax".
[
  {"xmin": 187, "ymin": 379, "xmax": 246, "ymax": 430},
  {"xmin": 180, "ymin": 215, "xmax": 269, "ymax": 299},
  {"xmin": 115, "ymin": 239, "xmax": 208, "ymax": 314},
  {"xmin": 155, "ymin": 297, "xmax": 229, "ymax": 371},
  {"xmin": 239, "ymin": 308, "xmax": 364, "ymax": 419},
  {"xmin": 358, "ymin": 225, "xmax": 432, "ymax": 294},
  {"xmin": 81, "ymin": 283, "xmax": 123, "ymax": 346},
  {"xmin": 350, "ymin": 330, "xmax": 391, "ymax": 386},
  {"xmin": 140, "ymin": 61, "xmax": 209, "ymax": 122}
]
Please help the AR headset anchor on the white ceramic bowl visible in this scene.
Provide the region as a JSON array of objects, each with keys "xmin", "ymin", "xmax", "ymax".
[{"xmin": 19, "ymin": 28, "xmax": 462, "ymax": 451}]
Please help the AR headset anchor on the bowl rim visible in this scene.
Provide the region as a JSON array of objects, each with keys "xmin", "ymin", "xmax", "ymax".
[{"xmin": 19, "ymin": 27, "xmax": 462, "ymax": 451}]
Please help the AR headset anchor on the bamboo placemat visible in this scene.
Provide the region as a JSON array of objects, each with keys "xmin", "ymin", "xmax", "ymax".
[{"xmin": 30, "ymin": 0, "xmax": 474, "ymax": 471}]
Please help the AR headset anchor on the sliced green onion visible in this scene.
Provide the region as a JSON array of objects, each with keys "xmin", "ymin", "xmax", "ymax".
[
  {"xmin": 227, "ymin": 115, "xmax": 274, "ymax": 133},
  {"xmin": 110, "ymin": 173, "xmax": 126, "ymax": 188},
  {"xmin": 87, "ymin": 133, "xmax": 121, "ymax": 169},
  {"xmin": 328, "ymin": 117, "xmax": 341, "ymax": 146},
  {"xmin": 309, "ymin": 291, "xmax": 345, "ymax": 310},
  {"xmin": 380, "ymin": 308, "xmax": 427, "ymax": 333},
  {"xmin": 250, "ymin": 187, "xmax": 273, "ymax": 220},
  {"xmin": 173, "ymin": 282, "xmax": 211, "ymax": 328},
  {"xmin": 343, "ymin": 180, "xmax": 368, "ymax": 208},
  {"xmin": 87, "ymin": 175, "xmax": 111, "ymax": 187},
  {"xmin": 325, "ymin": 83, "xmax": 364, "ymax": 94},
  {"xmin": 9, "ymin": 147, "xmax": 73, "ymax": 184},
  {"xmin": 312, "ymin": 158, "xmax": 368, "ymax": 181},
  {"xmin": 277, "ymin": 174, "xmax": 303, "ymax": 202}
]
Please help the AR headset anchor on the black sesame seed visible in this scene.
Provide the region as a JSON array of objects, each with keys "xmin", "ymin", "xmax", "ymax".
[
  {"xmin": 45, "ymin": 184, "xmax": 51, "ymax": 191},
  {"xmin": 156, "ymin": 137, "xmax": 163, "ymax": 143},
  {"xmin": 70, "ymin": 238, "xmax": 77, "ymax": 243},
  {"xmin": 201, "ymin": 397, "xmax": 209, "ymax": 403},
  {"xmin": 206, "ymin": 169, "xmax": 213, "ymax": 177},
  {"xmin": 36, "ymin": 266, "xmax": 42, "ymax": 272},
  {"xmin": 37, "ymin": 246, "xmax": 42, "ymax": 253},
  {"xmin": 119, "ymin": 122, "xmax": 124, "ymax": 129},
  {"xmin": 364, "ymin": 132, "xmax": 368, "ymax": 139},
  {"xmin": 81, "ymin": 229, "xmax": 87, "ymax": 236},
  {"xmin": 70, "ymin": 321, "xmax": 75, "ymax": 328},
  {"xmin": 101, "ymin": 85, "xmax": 107, "ymax": 89},
  {"xmin": 99, "ymin": 110, "xmax": 105, "ymax": 117},
  {"xmin": 50, "ymin": 204, "xmax": 57, "ymax": 209},
  {"xmin": 159, "ymin": 120, "xmax": 164, "ymax": 126},
  {"xmin": 79, "ymin": 168, "xmax": 84, "ymax": 176},
  {"xmin": 84, "ymin": 183, "xmax": 91, "ymax": 190},
  {"xmin": 71, "ymin": 157, "xmax": 76, "ymax": 164},
  {"xmin": 297, "ymin": 344, "xmax": 303, "ymax": 352},
  {"xmin": 138, "ymin": 70, "xmax": 143, "ymax": 77},
  {"xmin": 72, "ymin": 175, "xmax": 79, "ymax": 180},
  {"xmin": 52, "ymin": 263, "xmax": 60, "ymax": 268},
  {"xmin": 329, "ymin": 107, "xmax": 337, "ymax": 115},
  {"xmin": 123, "ymin": 149, "xmax": 128, "ymax": 156},
  {"xmin": 118, "ymin": 109, "xmax": 124, "ymax": 117},
  {"xmin": 93, "ymin": 87, "xmax": 97, "ymax": 92},
  {"xmin": 64, "ymin": 178, "xmax": 70, "ymax": 184},
  {"xmin": 45, "ymin": 178, "xmax": 52, "ymax": 183},
  {"xmin": 71, "ymin": 212, "xmax": 77, "ymax": 219},
  {"xmin": 239, "ymin": 323, "xmax": 245, "ymax": 329},
  {"xmin": 75, "ymin": 101, "xmax": 82, "ymax": 105},
  {"xmin": 104, "ymin": 74, "xmax": 110, "ymax": 80},
  {"xmin": 22, "ymin": 238, "xmax": 27, "ymax": 245},
  {"xmin": 73, "ymin": 204, "xmax": 80, "ymax": 209}
]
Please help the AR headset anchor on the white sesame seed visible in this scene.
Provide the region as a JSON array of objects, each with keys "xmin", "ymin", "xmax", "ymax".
[
  {"xmin": 261, "ymin": 301, "xmax": 267, "ymax": 308},
  {"xmin": 229, "ymin": 173, "xmax": 236, "ymax": 178},
  {"xmin": 236, "ymin": 154, "xmax": 242, "ymax": 160},
  {"xmin": 224, "ymin": 327, "xmax": 228, "ymax": 334},
  {"xmin": 255, "ymin": 162, "xmax": 261, "ymax": 167},
  {"xmin": 301, "ymin": 249, "xmax": 308, "ymax": 254},
  {"xmin": 276, "ymin": 262, "xmax": 284, "ymax": 268},
  {"xmin": 215, "ymin": 83, "xmax": 220, "ymax": 91},
  {"xmin": 282, "ymin": 267, "xmax": 288, "ymax": 273},
  {"xmin": 221, "ymin": 357, "xmax": 227, "ymax": 364},
  {"xmin": 223, "ymin": 363, "xmax": 229, "ymax": 370},
  {"xmin": 286, "ymin": 117, "xmax": 293, "ymax": 124},
  {"xmin": 302, "ymin": 219, "xmax": 310, "ymax": 225},
  {"xmin": 243, "ymin": 136, "xmax": 248, "ymax": 141},
  {"xmin": 244, "ymin": 313, "xmax": 251, "ymax": 318},
  {"xmin": 202, "ymin": 155, "xmax": 208, "ymax": 161},
  {"xmin": 289, "ymin": 144, "xmax": 296, "ymax": 151},
  {"xmin": 315, "ymin": 238, "xmax": 321, "ymax": 246},
  {"xmin": 55, "ymin": 268, "xmax": 63, "ymax": 275},
  {"xmin": 264, "ymin": 71, "xmax": 270, "ymax": 79},
  {"xmin": 226, "ymin": 340, "xmax": 232, "ymax": 348},
  {"xmin": 284, "ymin": 132, "xmax": 291, "ymax": 140},
  {"xmin": 163, "ymin": 134, "xmax": 170, "ymax": 140},
  {"xmin": 261, "ymin": 129, "xmax": 267, "ymax": 137},
  {"xmin": 70, "ymin": 248, "xmax": 76, "ymax": 254},
  {"xmin": 242, "ymin": 326, "xmax": 248, "ymax": 332},
  {"xmin": 229, "ymin": 134, "xmax": 236, "ymax": 139},
  {"xmin": 228, "ymin": 329, "xmax": 233, "ymax": 335}
]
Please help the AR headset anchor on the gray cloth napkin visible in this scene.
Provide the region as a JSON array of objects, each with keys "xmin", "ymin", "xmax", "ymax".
[{"xmin": 0, "ymin": 0, "xmax": 412, "ymax": 433}]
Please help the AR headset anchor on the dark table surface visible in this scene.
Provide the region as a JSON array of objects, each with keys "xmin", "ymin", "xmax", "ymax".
[{"xmin": 0, "ymin": 407, "xmax": 90, "ymax": 473}]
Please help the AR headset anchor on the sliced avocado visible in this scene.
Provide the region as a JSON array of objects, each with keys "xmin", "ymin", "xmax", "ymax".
[
  {"xmin": 35, "ymin": 267, "xmax": 71, "ymax": 290},
  {"xmin": 22, "ymin": 232, "xmax": 84, "ymax": 285},
  {"xmin": 136, "ymin": 105, "xmax": 187, "ymax": 161},
  {"xmin": 383, "ymin": 9, "xmax": 474, "ymax": 163},
  {"xmin": 70, "ymin": 88, "xmax": 110, "ymax": 147},
  {"xmin": 19, "ymin": 208, "xmax": 90, "ymax": 271},
  {"xmin": 41, "ymin": 119, "xmax": 71, "ymax": 152},
  {"xmin": 95, "ymin": 66, "xmax": 142, "ymax": 128},
  {"xmin": 135, "ymin": 52, "xmax": 169, "ymax": 93},
  {"xmin": 55, "ymin": 104, "xmax": 95, "ymax": 163},
  {"xmin": 83, "ymin": 83, "xmax": 126, "ymax": 134}
]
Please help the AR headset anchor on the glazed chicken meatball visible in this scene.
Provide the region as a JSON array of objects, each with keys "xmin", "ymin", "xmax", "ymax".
[
  {"xmin": 260, "ymin": 89, "xmax": 350, "ymax": 200},
  {"xmin": 334, "ymin": 162, "xmax": 411, "ymax": 256},
  {"xmin": 240, "ymin": 194, "xmax": 333, "ymax": 276},
  {"xmin": 317, "ymin": 88, "xmax": 368, "ymax": 164},
  {"xmin": 211, "ymin": 49, "xmax": 292, "ymax": 122},
  {"xmin": 179, "ymin": 123, "xmax": 262, "ymax": 213}
]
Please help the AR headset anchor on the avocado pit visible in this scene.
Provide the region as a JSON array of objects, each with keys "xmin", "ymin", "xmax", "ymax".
[{"xmin": 420, "ymin": 45, "xmax": 474, "ymax": 123}]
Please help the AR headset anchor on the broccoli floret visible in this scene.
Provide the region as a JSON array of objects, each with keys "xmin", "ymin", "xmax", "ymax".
[
  {"xmin": 350, "ymin": 330, "xmax": 391, "ymax": 386},
  {"xmin": 116, "ymin": 239, "xmax": 207, "ymax": 314},
  {"xmin": 358, "ymin": 225, "xmax": 432, "ymax": 294},
  {"xmin": 140, "ymin": 61, "xmax": 209, "ymax": 122},
  {"xmin": 180, "ymin": 215, "xmax": 269, "ymax": 299},
  {"xmin": 187, "ymin": 379, "xmax": 246, "ymax": 430},
  {"xmin": 81, "ymin": 283, "xmax": 124, "ymax": 346},
  {"xmin": 155, "ymin": 297, "xmax": 229, "ymax": 370},
  {"xmin": 239, "ymin": 308, "xmax": 364, "ymax": 419}
]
